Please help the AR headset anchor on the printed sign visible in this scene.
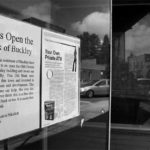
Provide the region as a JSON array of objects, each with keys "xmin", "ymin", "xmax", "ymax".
[
  {"xmin": 42, "ymin": 29, "xmax": 80, "ymax": 127},
  {"xmin": 0, "ymin": 15, "xmax": 41, "ymax": 140}
]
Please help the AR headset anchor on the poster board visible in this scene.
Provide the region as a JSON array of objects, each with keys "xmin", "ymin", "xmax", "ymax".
[
  {"xmin": 0, "ymin": 15, "xmax": 41, "ymax": 140},
  {"xmin": 41, "ymin": 29, "xmax": 80, "ymax": 127}
]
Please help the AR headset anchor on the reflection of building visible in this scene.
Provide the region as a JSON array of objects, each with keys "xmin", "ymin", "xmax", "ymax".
[
  {"xmin": 128, "ymin": 54, "xmax": 137, "ymax": 76},
  {"xmin": 128, "ymin": 54, "xmax": 150, "ymax": 78},
  {"xmin": 112, "ymin": 33, "xmax": 126, "ymax": 81},
  {"xmin": 80, "ymin": 59, "xmax": 106, "ymax": 83},
  {"xmin": 113, "ymin": 33, "xmax": 125, "ymax": 64}
]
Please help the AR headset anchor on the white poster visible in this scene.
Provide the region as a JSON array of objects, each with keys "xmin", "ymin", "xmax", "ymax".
[
  {"xmin": 42, "ymin": 29, "xmax": 80, "ymax": 127},
  {"xmin": 0, "ymin": 15, "xmax": 41, "ymax": 140}
]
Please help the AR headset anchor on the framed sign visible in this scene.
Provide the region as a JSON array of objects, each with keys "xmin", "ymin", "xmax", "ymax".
[{"xmin": 0, "ymin": 15, "xmax": 41, "ymax": 140}]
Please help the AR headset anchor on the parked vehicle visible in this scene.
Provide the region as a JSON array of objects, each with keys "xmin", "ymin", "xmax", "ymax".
[
  {"xmin": 80, "ymin": 79, "xmax": 110, "ymax": 98},
  {"xmin": 137, "ymin": 78, "xmax": 150, "ymax": 96},
  {"xmin": 137, "ymin": 78, "xmax": 150, "ymax": 87}
]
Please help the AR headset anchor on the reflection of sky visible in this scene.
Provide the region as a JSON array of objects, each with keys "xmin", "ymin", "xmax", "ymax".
[
  {"xmin": 0, "ymin": 0, "xmax": 110, "ymax": 39},
  {"xmin": 126, "ymin": 14, "xmax": 150, "ymax": 58}
]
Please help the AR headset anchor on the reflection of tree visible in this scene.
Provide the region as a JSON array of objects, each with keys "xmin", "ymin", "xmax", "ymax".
[
  {"xmin": 77, "ymin": 32, "xmax": 101, "ymax": 60},
  {"xmin": 78, "ymin": 32, "xmax": 110, "ymax": 79},
  {"xmin": 101, "ymin": 35, "xmax": 110, "ymax": 64},
  {"xmin": 77, "ymin": 32, "xmax": 110, "ymax": 63},
  {"xmin": 105, "ymin": 64, "xmax": 110, "ymax": 78}
]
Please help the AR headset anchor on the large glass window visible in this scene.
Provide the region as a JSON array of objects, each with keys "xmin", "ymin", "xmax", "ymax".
[
  {"xmin": 111, "ymin": 1, "xmax": 150, "ymax": 149},
  {"xmin": 0, "ymin": 0, "xmax": 110, "ymax": 150},
  {"xmin": 112, "ymin": 6, "xmax": 150, "ymax": 127}
]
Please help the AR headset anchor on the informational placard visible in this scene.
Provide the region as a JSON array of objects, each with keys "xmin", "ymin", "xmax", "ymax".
[
  {"xmin": 42, "ymin": 29, "xmax": 80, "ymax": 127},
  {"xmin": 0, "ymin": 15, "xmax": 41, "ymax": 140}
]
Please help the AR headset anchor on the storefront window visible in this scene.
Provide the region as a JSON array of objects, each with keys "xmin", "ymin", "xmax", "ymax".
[
  {"xmin": 112, "ymin": 10, "xmax": 150, "ymax": 127},
  {"xmin": 0, "ymin": 0, "xmax": 110, "ymax": 150},
  {"xmin": 111, "ymin": 1, "xmax": 150, "ymax": 149}
]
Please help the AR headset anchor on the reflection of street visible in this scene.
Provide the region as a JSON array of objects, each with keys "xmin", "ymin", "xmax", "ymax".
[
  {"xmin": 80, "ymin": 97, "xmax": 109, "ymax": 121},
  {"xmin": 6, "ymin": 97, "xmax": 109, "ymax": 150},
  {"xmin": 13, "ymin": 97, "xmax": 109, "ymax": 150}
]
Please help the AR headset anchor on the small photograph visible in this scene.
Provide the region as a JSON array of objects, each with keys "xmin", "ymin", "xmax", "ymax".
[
  {"xmin": 46, "ymin": 69, "xmax": 53, "ymax": 79},
  {"xmin": 72, "ymin": 48, "xmax": 77, "ymax": 72},
  {"xmin": 44, "ymin": 101, "xmax": 55, "ymax": 120}
]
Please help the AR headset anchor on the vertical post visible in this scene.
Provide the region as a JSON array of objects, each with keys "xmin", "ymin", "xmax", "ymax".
[
  {"xmin": 42, "ymin": 127, "xmax": 48, "ymax": 150},
  {"xmin": 105, "ymin": 111, "xmax": 109, "ymax": 150},
  {"xmin": 4, "ymin": 140, "xmax": 8, "ymax": 150}
]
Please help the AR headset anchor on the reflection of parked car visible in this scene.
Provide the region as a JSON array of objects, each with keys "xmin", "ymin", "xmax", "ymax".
[
  {"xmin": 137, "ymin": 78, "xmax": 150, "ymax": 96},
  {"xmin": 137, "ymin": 78, "xmax": 150, "ymax": 87},
  {"xmin": 80, "ymin": 79, "xmax": 110, "ymax": 98}
]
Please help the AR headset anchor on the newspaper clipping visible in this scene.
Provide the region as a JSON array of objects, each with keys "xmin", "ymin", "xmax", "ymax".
[{"xmin": 42, "ymin": 29, "xmax": 80, "ymax": 127}]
